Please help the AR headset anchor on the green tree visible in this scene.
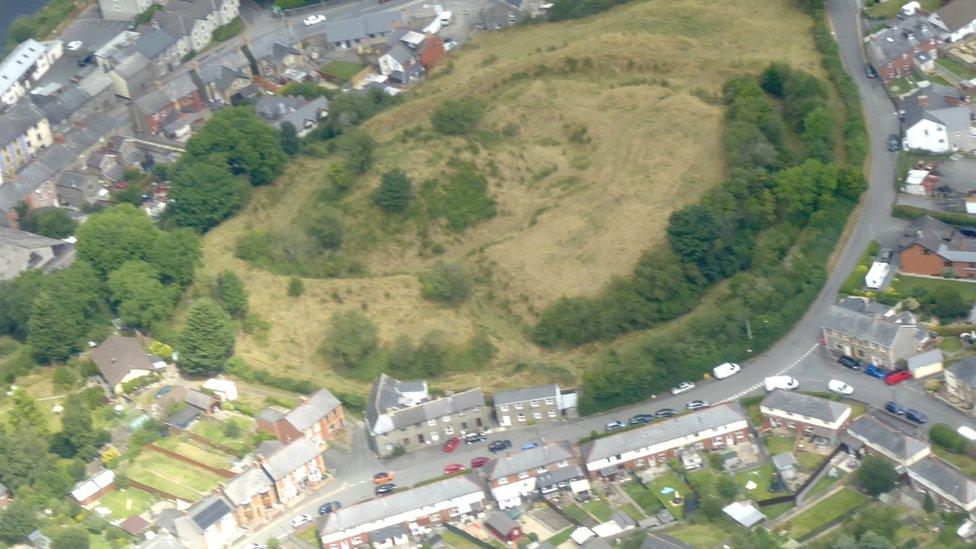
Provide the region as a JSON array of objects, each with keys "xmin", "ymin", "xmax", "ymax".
[
  {"xmin": 926, "ymin": 286, "xmax": 969, "ymax": 320},
  {"xmin": 716, "ymin": 475, "xmax": 739, "ymax": 500},
  {"xmin": 287, "ymin": 277, "xmax": 304, "ymax": 297},
  {"xmin": 76, "ymin": 204, "xmax": 157, "ymax": 276},
  {"xmin": 415, "ymin": 331, "xmax": 447, "ymax": 376},
  {"xmin": 0, "ymin": 270, "xmax": 45, "ymax": 339},
  {"xmin": 107, "ymin": 261, "xmax": 176, "ymax": 328},
  {"xmin": 150, "ymin": 228, "xmax": 202, "ymax": 287},
  {"xmin": 5, "ymin": 390, "xmax": 47, "ymax": 433},
  {"xmin": 0, "ymin": 502, "xmax": 37, "ymax": 545},
  {"xmin": 923, "ymin": 492, "xmax": 935, "ymax": 513},
  {"xmin": 338, "ymin": 129, "xmax": 375, "ymax": 174},
  {"xmin": 51, "ymin": 526, "xmax": 89, "ymax": 549},
  {"xmin": 177, "ymin": 299, "xmax": 236, "ymax": 376},
  {"xmin": 28, "ymin": 291, "xmax": 82, "ymax": 363},
  {"xmin": 760, "ymin": 62, "xmax": 791, "ymax": 97},
  {"xmin": 279, "ymin": 121, "xmax": 301, "ymax": 156},
  {"xmin": 51, "ymin": 366, "xmax": 78, "ymax": 391},
  {"xmin": 830, "ymin": 535, "xmax": 858, "ymax": 549},
  {"xmin": 386, "ymin": 334, "xmax": 416, "ymax": 375},
  {"xmin": 321, "ymin": 310, "xmax": 378, "ymax": 368},
  {"xmin": 0, "ymin": 424, "xmax": 56, "ymax": 491},
  {"xmin": 430, "ymin": 98, "xmax": 484, "ymax": 135},
  {"xmin": 373, "ymin": 169, "xmax": 413, "ymax": 213},
  {"xmin": 20, "ymin": 207, "xmax": 76, "ymax": 238},
  {"xmin": 306, "ymin": 211, "xmax": 343, "ymax": 251},
  {"xmin": 215, "ymin": 270, "xmax": 249, "ymax": 318},
  {"xmin": 183, "ymin": 107, "xmax": 286, "ymax": 185},
  {"xmin": 163, "ymin": 162, "xmax": 251, "ymax": 232},
  {"xmin": 328, "ymin": 163, "xmax": 355, "ymax": 192},
  {"xmin": 855, "ymin": 455, "xmax": 899, "ymax": 497},
  {"xmin": 801, "ymin": 106, "xmax": 836, "ymax": 162},
  {"xmin": 930, "ymin": 423, "xmax": 970, "ymax": 454},
  {"xmin": 858, "ymin": 531, "xmax": 893, "ymax": 549},
  {"xmin": 54, "ymin": 393, "xmax": 97, "ymax": 459},
  {"xmin": 420, "ymin": 262, "xmax": 472, "ymax": 305}
]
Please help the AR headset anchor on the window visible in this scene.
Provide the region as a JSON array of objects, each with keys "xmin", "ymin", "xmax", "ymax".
[
  {"xmin": 518, "ymin": 472, "xmax": 530, "ymax": 479},
  {"xmin": 530, "ymin": 399, "xmax": 540, "ymax": 407},
  {"xmin": 430, "ymin": 432, "xmax": 440, "ymax": 442},
  {"xmin": 557, "ymin": 460, "xmax": 568, "ymax": 467},
  {"xmin": 545, "ymin": 398, "xmax": 555, "ymax": 405},
  {"xmin": 497, "ymin": 477, "xmax": 508, "ymax": 485},
  {"xmin": 548, "ymin": 410, "xmax": 557, "ymax": 418},
  {"xmin": 476, "ymin": 418, "xmax": 483, "ymax": 427},
  {"xmin": 514, "ymin": 403, "xmax": 523, "ymax": 409},
  {"xmin": 442, "ymin": 415, "xmax": 451, "ymax": 422},
  {"xmin": 427, "ymin": 419, "xmax": 437, "ymax": 427},
  {"xmin": 499, "ymin": 404, "xmax": 509, "ymax": 412},
  {"xmin": 444, "ymin": 426, "xmax": 454, "ymax": 435},
  {"xmin": 537, "ymin": 466, "xmax": 547, "ymax": 473},
  {"xmin": 517, "ymin": 414, "xmax": 526, "ymax": 422},
  {"xmin": 418, "ymin": 434, "xmax": 425, "ymax": 443},
  {"xmin": 533, "ymin": 411, "xmax": 542, "ymax": 419}
]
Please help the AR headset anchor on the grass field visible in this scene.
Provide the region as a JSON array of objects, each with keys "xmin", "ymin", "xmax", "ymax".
[
  {"xmin": 124, "ymin": 452, "xmax": 226, "ymax": 501},
  {"xmin": 805, "ymin": 470, "xmax": 845, "ymax": 500},
  {"xmin": 200, "ymin": 0, "xmax": 825, "ymax": 394},
  {"xmin": 734, "ymin": 463, "xmax": 776, "ymax": 496},
  {"xmin": 663, "ymin": 523, "xmax": 729, "ymax": 547},
  {"xmin": 891, "ymin": 275, "xmax": 976, "ymax": 305},
  {"xmin": 784, "ymin": 488, "xmax": 868, "ymax": 540},
  {"xmin": 582, "ymin": 499, "xmax": 614, "ymax": 522},
  {"xmin": 933, "ymin": 446, "xmax": 976, "ymax": 477},
  {"xmin": 937, "ymin": 58, "xmax": 976, "ymax": 80},
  {"xmin": 320, "ymin": 60, "xmax": 365, "ymax": 81},
  {"xmin": 188, "ymin": 416, "xmax": 256, "ymax": 455},
  {"xmin": 622, "ymin": 481, "xmax": 665, "ymax": 515},
  {"xmin": 96, "ymin": 488, "xmax": 156, "ymax": 519},
  {"xmin": 155, "ymin": 435, "xmax": 235, "ymax": 469},
  {"xmin": 645, "ymin": 471, "xmax": 689, "ymax": 519}
]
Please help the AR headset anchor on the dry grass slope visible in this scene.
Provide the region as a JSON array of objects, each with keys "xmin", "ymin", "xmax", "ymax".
[{"xmin": 202, "ymin": 0, "xmax": 824, "ymax": 393}]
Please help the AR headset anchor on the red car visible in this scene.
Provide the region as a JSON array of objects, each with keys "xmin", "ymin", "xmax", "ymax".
[
  {"xmin": 443, "ymin": 436, "xmax": 461, "ymax": 453},
  {"xmin": 471, "ymin": 456, "xmax": 490, "ymax": 468},
  {"xmin": 885, "ymin": 370, "xmax": 912, "ymax": 386},
  {"xmin": 443, "ymin": 463, "xmax": 466, "ymax": 475}
]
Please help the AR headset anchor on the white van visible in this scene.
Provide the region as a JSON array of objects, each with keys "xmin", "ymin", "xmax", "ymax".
[
  {"xmin": 764, "ymin": 375, "xmax": 799, "ymax": 392},
  {"xmin": 958, "ymin": 425, "xmax": 976, "ymax": 442},
  {"xmin": 439, "ymin": 11, "xmax": 454, "ymax": 25},
  {"xmin": 713, "ymin": 362, "xmax": 741, "ymax": 380}
]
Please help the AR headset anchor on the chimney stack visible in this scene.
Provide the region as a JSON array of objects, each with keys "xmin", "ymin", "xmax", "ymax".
[
  {"xmin": 918, "ymin": 95, "xmax": 929, "ymax": 106},
  {"xmin": 299, "ymin": 395, "xmax": 310, "ymax": 405}
]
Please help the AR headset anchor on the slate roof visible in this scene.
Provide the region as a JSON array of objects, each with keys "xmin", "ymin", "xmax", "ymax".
[
  {"xmin": 847, "ymin": 415, "xmax": 929, "ymax": 463},
  {"xmin": 370, "ymin": 523, "xmax": 407, "ymax": 542},
  {"xmin": 90, "ymin": 335, "xmax": 154, "ymax": 387},
  {"xmin": 771, "ymin": 452, "xmax": 797, "ymax": 471},
  {"xmin": 318, "ymin": 475, "xmax": 483, "ymax": 535},
  {"xmin": 493, "ymin": 384, "xmax": 559, "ymax": 406},
  {"xmin": 257, "ymin": 408, "xmax": 285, "ymax": 423},
  {"xmin": 0, "ymin": 100, "xmax": 46, "ymax": 146},
  {"xmin": 134, "ymin": 28, "xmax": 179, "ymax": 60},
  {"xmin": 255, "ymin": 94, "xmax": 307, "ymax": 120},
  {"xmin": 256, "ymin": 440, "xmax": 283, "ymax": 457},
  {"xmin": 908, "ymin": 455, "xmax": 976, "ymax": 507},
  {"xmin": 640, "ymin": 534, "xmax": 694, "ymax": 549},
  {"xmin": 483, "ymin": 441, "xmax": 574, "ymax": 480},
  {"xmin": 907, "ymin": 349, "xmax": 943, "ymax": 372},
  {"xmin": 761, "ymin": 390, "xmax": 850, "ymax": 423},
  {"xmin": 902, "ymin": 84, "xmax": 968, "ymax": 131},
  {"xmin": 932, "ymin": 0, "xmax": 976, "ymax": 33},
  {"xmin": 278, "ymin": 96, "xmax": 328, "ymax": 131},
  {"xmin": 0, "ymin": 40, "xmax": 52, "ymax": 97},
  {"xmin": 0, "ymin": 226, "xmax": 64, "ymax": 249},
  {"xmin": 168, "ymin": 406, "xmax": 201, "ymax": 428},
  {"xmin": 247, "ymin": 27, "xmax": 300, "ymax": 61},
  {"xmin": 324, "ymin": 11, "xmax": 405, "ymax": 43},
  {"xmin": 222, "ymin": 466, "xmax": 273, "ymax": 506},
  {"xmin": 133, "ymin": 73, "xmax": 199, "ymax": 114},
  {"xmin": 154, "ymin": 508, "xmax": 182, "ymax": 534},
  {"xmin": 138, "ymin": 532, "xmax": 184, "ymax": 549},
  {"xmin": 285, "ymin": 389, "xmax": 342, "ymax": 432},
  {"xmin": 537, "ymin": 464, "xmax": 585, "ymax": 489},
  {"xmin": 184, "ymin": 389, "xmax": 216, "ymax": 410},
  {"xmin": 152, "ymin": 11, "xmax": 196, "ymax": 41},
  {"xmin": 867, "ymin": 15, "xmax": 937, "ymax": 68},
  {"xmin": 900, "ymin": 215, "xmax": 976, "ymax": 263},
  {"xmin": 948, "ymin": 356, "xmax": 976, "ymax": 387},
  {"xmin": 387, "ymin": 388, "xmax": 485, "ymax": 431},
  {"xmin": 113, "ymin": 51, "xmax": 151, "ymax": 79},
  {"xmin": 581, "ymin": 404, "xmax": 747, "ymax": 464},
  {"xmin": 485, "ymin": 511, "xmax": 519, "ymax": 534},
  {"xmin": 384, "ymin": 44, "xmax": 413, "ymax": 65},
  {"xmin": 260, "ymin": 437, "xmax": 320, "ymax": 480},
  {"xmin": 821, "ymin": 301, "xmax": 915, "ymax": 349},
  {"xmin": 178, "ymin": 494, "xmax": 233, "ymax": 532}
]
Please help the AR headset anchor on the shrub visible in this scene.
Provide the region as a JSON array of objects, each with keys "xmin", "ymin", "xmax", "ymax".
[
  {"xmin": 306, "ymin": 211, "xmax": 343, "ymax": 251},
  {"xmin": 855, "ymin": 454, "xmax": 899, "ymax": 496},
  {"xmin": 930, "ymin": 423, "xmax": 970, "ymax": 454},
  {"xmin": 287, "ymin": 277, "xmax": 305, "ymax": 297},
  {"xmin": 422, "ymin": 163, "xmax": 496, "ymax": 231},
  {"xmin": 320, "ymin": 310, "xmax": 379, "ymax": 368},
  {"xmin": 374, "ymin": 169, "xmax": 414, "ymax": 213},
  {"xmin": 430, "ymin": 98, "xmax": 485, "ymax": 135},
  {"xmin": 420, "ymin": 262, "xmax": 472, "ymax": 305}
]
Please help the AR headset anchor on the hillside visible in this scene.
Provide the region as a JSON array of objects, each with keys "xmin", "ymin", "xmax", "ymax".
[{"xmin": 201, "ymin": 0, "xmax": 826, "ymax": 395}]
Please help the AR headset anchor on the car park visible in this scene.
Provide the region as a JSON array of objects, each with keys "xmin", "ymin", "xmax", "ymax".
[
  {"xmin": 605, "ymin": 420, "xmax": 625, "ymax": 431},
  {"xmin": 885, "ymin": 401, "xmax": 905, "ymax": 415},
  {"xmin": 471, "ymin": 456, "xmax": 490, "ymax": 468},
  {"xmin": 685, "ymin": 400, "xmax": 708, "ymax": 410},
  {"xmin": 373, "ymin": 472, "xmax": 394, "ymax": 484},
  {"xmin": 712, "ymin": 362, "xmax": 741, "ymax": 379},
  {"xmin": 375, "ymin": 483, "xmax": 396, "ymax": 496},
  {"xmin": 443, "ymin": 436, "xmax": 461, "ymax": 452},
  {"xmin": 838, "ymin": 355, "xmax": 861, "ymax": 370},
  {"xmin": 671, "ymin": 381, "xmax": 695, "ymax": 395},
  {"xmin": 464, "ymin": 432, "xmax": 487, "ymax": 444},
  {"xmin": 655, "ymin": 408, "xmax": 678, "ymax": 418},
  {"xmin": 488, "ymin": 440, "xmax": 511, "ymax": 453},
  {"xmin": 864, "ymin": 363, "xmax": 887, "ymax": 379},
  {"xmin": 884, "ymin": 370, "xmax": 912, "ymax": 386},
  {"xmin": 828, "ymin": 379, "xmax": 854, "ymax": 395},
  {"xmin": 628, "ymin": 414, "xmax": 654, "ymax": 425},
  {"xmin": 443, "ymin": 463, "xmax": 466, "ymax": 474},
  {"xmin": 888, "ymin": 134, "xmax": 901, "ymax": 152},
  {"xmin": 291, "ymin": 514, "xmax": 313, "ymax": 528},
  {"xmin": 318, "ymin": 501, "xmax": 341, "ymax": 515},
  {"xmin": 906, "ymin": 409, "xmax": 928, "ymax": 424},
  {"xmin": 521, "ymin": 441, "xmax": 539, "ymax": 450}
]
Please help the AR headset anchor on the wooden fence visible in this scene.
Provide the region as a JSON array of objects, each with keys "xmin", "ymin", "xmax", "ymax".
[{"xmin": 145, "ymin": 443, "xmax": 236, "ymax": 478}]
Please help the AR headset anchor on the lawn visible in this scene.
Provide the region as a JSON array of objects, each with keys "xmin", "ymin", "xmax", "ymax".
[
  {"xmin": 582, "ymin": 500, "xmax": 614, "ymax": 522},
  {"xmin": 617, "ymin": 502, "xmax": 645, "ymax": 521},
  {"xmin": 784, "ymin": 488, "xmax": 868, "ymax": 540},
  {"xmin": 124, "ymin": 452, "xmax": 226, "ymax": 501},
  {"xmin": 888, "ymin": 77, "xmax": 913, "ymax": 95},
  {"xmin": 805, "ymin": 470, "xmax": 846, "ymax": 500},
  {"xmin": 764, "ymin": 434, "xmax": 796, "ymax": 456},
  {"xmin": 646, "ymin": 471, "xmax": 688, "ymax": 519},
  {"xmin": 762, "ymin": 501, "xmax": 795, "ymax": 519},
  {"xmin": 95, "ymin": 488, "xmax": 155, "ymax": 519},
  {"xmin": 664, "ymin": 523, "xmax": 729, "ymax": 548},
  {"xmin": 622, "ymin": 481, "xmax": 665, "ymax": 515},
  {"xmin": 320, "ymin": 60, "xmax": 366, "ymax": 82},
  {"xmin": 795, "ymin": 449, "xmax": 826, "ymax": 472},
  {"xmin": 933, "ymin": 447, "xmax": 976, "ymax": 477},
  {"xmin": 561, "ymin": 504, "xmax": 593, "ymax": 526},
  {"xmin": 297, "ymin": 524, "xmax": 321, "ymax": 547},
  {"xmin": 545, "ymin": 527, "xmax": 574, "ymax": 546},
  {"xmin": 441, "ymin": 530, "xmax": 481, "ymax": 549},
  {"xmin": 864, "ymin": 0, "xmax": 939, "ymax": 18},
  {"xmin": 212, "ymin": 16, "xmax": 243, "ymax": 42},
  {"xmin": 891, "ymin": 275, "xmax": 976, "ymax": 306},
  {"xmin": 937, "ymin": 57, "xmax": 976, "ymax": 81},
  {"xmin": 189, "ymin": 415, "xmax": 257, "ymax": 454},
  {"xmin": 734, "ymin": 463, "xmax": 776, "ymax": 496},
  {"xmin": 155, "ymin": 435, "xmax": 235, "ymax": 469}
]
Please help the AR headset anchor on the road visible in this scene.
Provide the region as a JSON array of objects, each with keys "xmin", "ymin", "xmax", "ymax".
[{"xmin": 235, "ymin": 0, "xmax": 974, "ymax": 545}]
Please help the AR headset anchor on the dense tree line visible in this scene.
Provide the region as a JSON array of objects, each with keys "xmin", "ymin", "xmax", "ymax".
[{"xmin": 547, "ymin": 0, "xmax": 634, "ymax": 21}]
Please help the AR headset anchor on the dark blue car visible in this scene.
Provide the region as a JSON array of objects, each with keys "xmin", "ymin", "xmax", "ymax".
[
  {"xmin": 318, "ymin": 501, "xmax": 341, "ymax": 515},
  {"xmin": 906, "ymin": 409, "xmax": 928, "ymax": 424},
  {"xmin": 885, "ymin": 401, "xmax": 905, "ymax": 415},
  {"xmin": 864, "ymin": 363, "xmax": 887, "ymax": 379}
]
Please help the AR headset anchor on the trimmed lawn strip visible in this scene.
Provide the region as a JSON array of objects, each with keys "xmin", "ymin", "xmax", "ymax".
[
  {"xmin": 617, "ymin": 502, "xmax": 645, "ymax": 521},
  {"xmin": 189, "ymin": 416, "xmax": 256, "ymax": 453},
  {"xmin": 645, "ymin": 471, "xmax": 688, "ymax": 519},
  {"xmin": 562, "ymin": 504, "xmax": 593, "ymax": 525},
  {"xmin": 622, "ymin": 482, "xmax": 664, "ymax": 514},
  {"xmin": 891, "ymin": 275, "xmax": 976, "ymax": 305},
  {"xmin": 762, "ymin": 501, "xmax": 794, "ymax": 519},
  {"xmin": 933, "ymin": 446, "xmax": 976, "ymax": 477},
  {"xmin": 795, "ymin": 450, "xmax": 826, "ymax": 472},
  {"xmin": 763, "ymin": 434, "xmax": 795, "ymax": 456},
  {"xmin": 582, "ymin": 500, "xmax": 613, "ymax": 522},
  {"xmin": 125, "ymin": 452, "xmax": 225, "ymax": 501},
  {"xmin": 155, "ymin": 435, "xmax": 234, "ymax": 469},
  {"xmin": 320, "ymin": 60, "xmax": 366, "ymax": 81},
  {"xmin": 805, "ymin": 470, "xmax": 846, "ymax": 500},
  {"xmin": 664, "ymin": 523, "xmax": 729, "ymax": 547},
  {"xmin": 545, "ymin": 527, "xmax": 574, "ymax": 546},
  {"xmin": 440, "ymin": 529, "xmax": 481, "ymax": 549},
  {"xmin": 937, "ymin": 57, "xmax": 976, "ymax": 80},
  {"xmin": 95, "ymin": 488, "xmax": 155, "ymax": 519},
  {"xmin": 784, "ymin": 488, "xmax": 868, "ymax": 539}
]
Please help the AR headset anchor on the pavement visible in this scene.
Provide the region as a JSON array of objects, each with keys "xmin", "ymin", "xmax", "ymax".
[{"xmin": 228, "ymin": 0, "xmax": 976, "ymax": 545}]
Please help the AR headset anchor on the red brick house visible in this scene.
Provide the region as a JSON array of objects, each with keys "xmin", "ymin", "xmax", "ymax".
[
  {"xmin": 130, "ymin": 73, "xmax": 204, "ymax": 135},
  {"xmin": 221, "ymin": 466, "xmax": 278, "ymax": 529},
  {"xmin": 419, "ymin": 35, "xmax": 445, "ymax": 72},
  {"xmin": 257, "ymin": 438, "xmax": 326, "ymax": 504},
  {"xmin": 257, "ymin": 389, "xmax": 344, "ymax": 446},
  {"xmin": 759, "ymin": 390, "xmax": 853, "ymax": 444},
  {"xmin": 485, "ymin": 512, "xmax": 522, "ymax": 543},
  {"xmin": 898, "ymin": 215, "xmax": 976, "ymax": 278},
  {"xmin": 866, "ymin": 16, "xmax": 939, "ymax": 84}
]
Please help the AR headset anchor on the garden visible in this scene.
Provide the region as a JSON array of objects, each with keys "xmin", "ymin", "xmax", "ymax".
[
  {"xmin": 780, "ymin": 487, "xmax": 867, "ymax": 540},
  {"xmin": 123, "ymin": 451, "xmax": 227, "ymax": 501},
  {"xmin": 188, "ymin": 415, "xmax": 259, "ymax": 455}
]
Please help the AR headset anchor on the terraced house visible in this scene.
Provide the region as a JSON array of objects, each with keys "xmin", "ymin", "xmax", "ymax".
[
  {"xmin": 492, "ymin": 384, "xmax": 574, "ymax": 427},
  {"xmin": 257, "ymin": 388, "xmax": 345, "ymax": 447},
  {"xmin": 482, "ymin": 441, "xmax": 588, "ymax": 508},
  {"xmin": 844, "ymin": 415, "xmax": 931, "ymax": 466},
  {"xmin": 221, "ymin": 466, "xmax": 277, "ymax": 530},
  {"xmin": 820, "ymin": 297, "xmax": 923, "ymax": 369},
  {"xmin": 256, "ymin": 437, "xmax": 325, "ymax": 503},
  {"xmin": 760, "ymin": 390, "xmax": 852, "ymax": 444}
]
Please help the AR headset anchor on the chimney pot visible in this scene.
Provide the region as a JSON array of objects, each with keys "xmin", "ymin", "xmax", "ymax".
[{"xmin": 299, "ymin": 396, "xmax": 310, "ymax": 405}]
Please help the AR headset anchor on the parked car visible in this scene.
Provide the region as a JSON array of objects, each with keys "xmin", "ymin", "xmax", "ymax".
[
  {"xmin": 838, "ymin": 355, "xmax": 861, "ymax": 370},
  {"xmin": 471, "ymin": 456, "xmax": 490, "ymax": 468},
  {"xmin": 318, "ymin": 501, "xmax": 341, "ymax": 515},
  {"xmin": 375, "ymin": 483, "xmax": 396, "ymax": 496},
  {"xmin": 290, "ymin": 514, "xmax": 313, "ymax": 528},
  {"xmin": 685, "ymin": 400, "xmax": 708, "ymax": 410},
  {"xmin": 712, "ymin": 362, "xmax": 741, "ymax": 380},
  {"xmin": 671, "ymin": 381, "xmax": 695, "ymax": 395},
  {"xmin": 372, "ymin": 472, "xmax": 394, "ymax": 484},
  {"xmin": 443, "ymin": 436, "xmax": 461, "ymax": 453},
  {"xmin": 443, "ymin": 463, "xmax": 466, "ymax": 475},
  {"xmin": 244, "ymin": 544, "xmax": 265, "ymax": 549},
  {"xmin": 488, "ymin": 440, "xmax": 512, "ymax": 453},
  {"xmin": 884, "ymin": 370, "xmax": 912, "ymax": 386},
  {"xmin": 464, "ymin": 432, "xmax": 487, "ymax": 444},
  {"xmin": 521, "ymin": 441, "xmax": 539, "ymax": 450},
  {"xmin": 905, "ymin": 409, "xmax": 928, "ymax": 424},
  {"xmin": 155, "ymin": 385, "xmax": 173, "ymax": 399},
  {"xmin": 303, "ymin": 14, "xmax": 326, "ymax": 25},
  {"xmin": 764, "ymin": 375, "xmax": 799, "ymax": 392},
  {"xmin": 628, "ymin": 414, "xmax": 654, "ymax": 425},
  {"xmin": 655, "ymin": 408, "xmax": 678, "ymax": 418},
  {"xmin": 828, "ymin": 379, "xmax": 854, "ymax": 395},
  {"xmin": 958, "ymin": 426, "xmax": 976, "ymax": 442},
  {"xmin": 888, "ymin": 134, "xmax": 901, "ymax": 152},
  {"xmin": 864, "ymin": 363, "xmax": 888, "ymax": 379},
  {"xmin": 864, "ymin": 64, "xmax": 878, "ymax": 78},
  {"xmin": 605, "ymin": 420, "xmax": 625, "ymax": 432},
  {"xmin": 885, "ymin": 401, "xmax": 906, "ymax": 415}
]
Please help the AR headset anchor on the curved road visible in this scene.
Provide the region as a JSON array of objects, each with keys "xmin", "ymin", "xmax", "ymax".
[{"xmin": 237, "ymin": 0, "xmax": 974, "ymax": 544}]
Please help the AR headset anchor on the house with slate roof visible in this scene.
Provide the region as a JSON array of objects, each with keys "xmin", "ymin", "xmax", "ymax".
[
  {"xmin": 908, "ymin": 456, "xmax": 976, "ymax": 511},
  {"xmin": 820, "ymin": 296, "xmax": 924, "ymax": 369},
  {"xmin": 760, "ymin": 390, "xmax": 852, "ymax": 443},
  {"xmin": 580, "ymin": 405, "xmax": 749, "ymax": 479},
  {"xmin": 0, "ymin": 226, "xmax": 72, "ymax": 281},
  {"xmin": 257, "ymin": 388, "xmax": 345, "ymax": 446},
  {"xmin": 945, "ymin": 356, "xmax": 976, "ymax": 409},
  {"xmin": 317, "ymin": 475, "xmax": 487, "ymax": 549},
  {"xmin": 98, "ymin": 0, "xmax": 164, "ymax": 21},
  {"xmin": 929, "ymin": 0, "xmax": 976, "ymax": 42},
  {"xmin": 901, "ymin": 85, "xmax": 976, "ymax": 153},
  {"xmin": 131, "ymin": 73, "xmax": 204, "ymax": 135},
  {"xmin": 174, "ymin": 494, "xmax": 240, "ymax": 549},
  {"xmin": 844, "ymin": 415, "xmax": 931, "ymax": 466},
  {"xmin": 482, "ymin": 440, "xmax": 588, "ymax": 508},
  {"xmin": 322, "ymin": 12, "xmax": 406, "ymax": 49},
  {"xmin": 254, "ymin": 94, "xmax": 329, "ymax": 137},
  {"xmin": 0, "ymin": 100, "xmax": 54, "ymax": 176},
  {"xmin": 366, "ymin": 373, "xmax": 490, "ymax": 456},
  {"xmin": 899, "ymin": 215, "xmax": 976, "ymax": 279},
  {"xmin": 257, "ymin": 437, "xmax": 325, "ymax": 503},
  {"xmin": 193, "ymin": 51, "xmax": 251, "ymax": 105},
  {"xmin": 221, "ymin": 466, "xmax": 277, "ymax": 529},
  {"xmin": 184, "ymin": 389, "xmax": 220, "ymax": 415},
  {"xmin": 152, "ymin": 0, "xmax": 241, "ymax": 55},
  {"xmin": 0, "ymin": 39, "xmax": 64, "ymax": 106},
  {"xmin": 90, "ymin": 335, "xmax": 155, "ymax": 393},
  {"xmin": 493, "ymin": 383, "xmax": 574, "ymax": 427},
  {"xmin": 865, "ymin": 15, "xmax": 938, "ymax": 84}
]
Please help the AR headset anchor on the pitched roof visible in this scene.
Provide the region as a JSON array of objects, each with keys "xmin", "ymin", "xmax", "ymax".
[
  {"xmin": 324, "ymin": 11, "xmax": 405, "ymax": 43},
  {"xmin": 537, "ymin": 464, "xmax": 585, "ymax": 489},
  {"xmin": 760, "ymin": 390, "xmax": 850, "ymax": 423},
  {"xmin": 493, "ymin": 384, "xmax": 560, "ymax": 406},
  {"xmin": 0, "ymin": 226, "xmax": 64, "ymax": 249},
  {"xmin": 932, "ymin": 0, "xmax": 976, "ymax": 32},
  {"xmin": 285, "ymin": 389, "xmax": 342, "ymax": 432},
  {"xmin": 318, "ymin": 475, "xmax": 483, "ymax": 536},
  {"xmin": 907, "ymin": 349, "xmax": 943, "ymax": 372},
  {"xmin": 0, "ymin": 100, "xmax": 46, "ymax": 146},
  {"xmin": 388, "ymin": 388, "xmax": 485, "ymax": 431},
  {"xmin": 184, "ymin": 389, "xmax": 217, "ymax": 410},
  {"xmin": 949, "ymin": 356, "xmax": 976, "ymax": 387},
  {"xmin": 821, "ymin": 301, "xmax": 915, "ymax": 349},
  {"xmin": 134, "ymin": 28, "xmax": 178, "ymax": 59},
  {"xmin": 120, "ymin": 515, "xmax": 151, "ymax": 535},
  {"xmin": 771, "ymin": 452, "xmax": 797, "ymax": 470},
  {"xmin": 133, "ymin": 73, "xmax": 199, "ymax": 114},
  {"xmin": 485, "ymin": 511, "xmax": 520, "ymax": 534},
  {"xmin": 168, "ymin": 405, "xmax": 201, "ymax": 428},
  {"xmin": 901, "ymin": 215, "xmax": 976, "ymax": 263},
  {"xmin": 384, "ymin": 44, "xmax": 413, "ymax": 65},
  {"xmin": 847, "ymin": 415, "xmax": 930, "ymax": 463},
  {"xmin": 256, "ymin": 408, "xmax": 285, "ymax": 423},
  {"xmin": 90, "ymin": 335, "xmax": 154, "ymax": 387},
  {"xmin": 908, "ymin": 455, "xmax": 976, "ymax": 507},
  {"xmin": 222, "ymin": 466, "xmax": 273, "ymax": 506},
  {"xmin": 254, "ymin": 94, "xmax": 307, "ymax": 120},
  {"xmin": 179, "ymin": 494, "xmax": 233, "ymax": 532},
  {"xmin": 482, "ymin": 441, "xmax": 574, "ymax": 480},
  {"xmin": 369, "ymin": 523, "xmax": 407, "ymax": 542},
  {"xmin": 259, "ymin": 437, "xmax": 320, "ymax": 480},
  {"xmin": 0, "ymin": 40, "xmax": 53, "ymax": 98},
  {"xmin": 867, "ymin": 15, "xmax": 937, "ymax": 67},
  {"xmin": 581, "ymin": 404, "xmax": 747, "ymax": 464}
]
